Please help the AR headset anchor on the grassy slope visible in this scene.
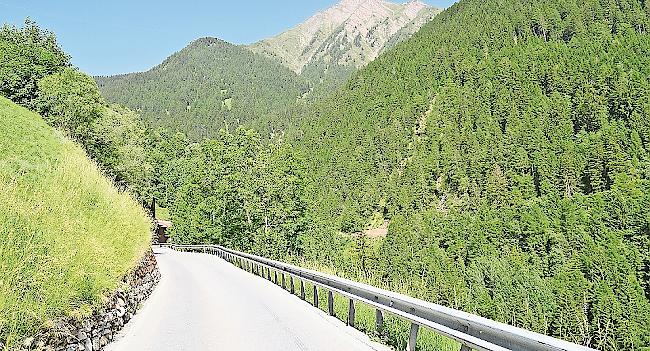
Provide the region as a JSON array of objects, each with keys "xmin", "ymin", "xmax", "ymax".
[{"xmin": 0, "ymin": 97, "xmax": 152, "ymax": 347}]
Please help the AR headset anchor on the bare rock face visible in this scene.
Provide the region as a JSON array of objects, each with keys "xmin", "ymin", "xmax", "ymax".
[{"xmin": 249, "ymin": 0, "xmax": 440, "ymax": 74}]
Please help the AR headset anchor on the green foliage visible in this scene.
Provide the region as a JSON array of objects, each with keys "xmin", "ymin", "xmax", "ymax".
[
  {"xmin": 0, "ymin": 19, "xmax": 70, "ymax": 106},
  {"xmin": 0, "ymin": 97, "xmax": 152, "ymax": 348},
  {"xmin": 92, "ymin": 104, "xmax": 153, "ymax": 196},
  {"xmin": 0, "ymin": 22, "xmax": 154, "ymax": 199},
  {"xmin": 36, "ymin": 68, "xmax": 104, "ymax": 141},
  {"xmin": 33, "ymin": 67, "xmax": 153, "ymax": 199},
  {"xmin": 96, "ymin": 38, "xmax": 309, "ymax": 140},
  {"xmin": 159, "ymin": 128, "xmax": 308, "ymax": 259}
]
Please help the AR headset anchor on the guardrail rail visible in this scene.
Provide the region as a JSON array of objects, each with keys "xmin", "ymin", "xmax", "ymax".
[{"xmin": 161, "ymin": 244, "xmax": 596, "ymax": 351}]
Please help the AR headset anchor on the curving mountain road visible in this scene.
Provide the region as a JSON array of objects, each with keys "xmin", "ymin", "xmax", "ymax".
[{"xmin": 105, "ymin": 246, "xmax": 390, "ymax": 351}]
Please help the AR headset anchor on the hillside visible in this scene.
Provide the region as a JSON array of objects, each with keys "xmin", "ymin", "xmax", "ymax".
[
  {"xmin": 0, "ymin": 97, "xmax": 152, "ymax": 347},
  {"xmin": 249, "ymin": 0, "xmax": 440, "ymax": 93},
  {"xmin": 96, "ymin": 38, "xmax": 308, "ymax": 139},
  {"xmin": 291, "ymin": 0, "xmax": 650, "ymax": 348}
]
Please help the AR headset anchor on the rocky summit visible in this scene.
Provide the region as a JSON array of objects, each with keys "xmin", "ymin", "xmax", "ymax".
[{"xmin": 248, "ymin": 0, "xmax": 439, "ymax": 75}]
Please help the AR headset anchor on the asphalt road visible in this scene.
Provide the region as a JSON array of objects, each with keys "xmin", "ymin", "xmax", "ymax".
[{"xmin": 105, "ymin": 246, "xmax": 390, "ymax": 351}]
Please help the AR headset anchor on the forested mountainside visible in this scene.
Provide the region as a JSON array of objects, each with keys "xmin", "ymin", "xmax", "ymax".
[
  {"xmin": 96, "ymin": 38, "xmax": 308, "ymax": 140},
  {"xmin": 283, "ymin": 0, "xmax": 650, "ymax": 348},
  {"xmin": 249, "ymin": 0, "xmax": 440, "ymax": 94}
]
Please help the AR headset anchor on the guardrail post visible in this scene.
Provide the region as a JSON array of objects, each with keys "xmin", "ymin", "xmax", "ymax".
[
  {"xmin": 376, "ymin": 309, "xmax": 384, "ymax": 333},
  {"xmin": 348, "ymin": 299, "xmax": 355, "ymax": 327},
  {"xmin": 313, "ymin": 285, "xmax": 319, "ymax": 308},
  {"xmin": 274, "ymin": 270, "xmax": 278, "ymax": 284},
  {"xmin": 281, "ymin": 273, "xmax": 286, "ymax": 289},
  {"xmin": 407, "ymin": 323, "xmax": 419, "ymax": 351},
  {"xmin": 300, "ymin": 280, "xmax": 305, "ymax": 300},
  {"xmin": 290, "ymin": 276, "xmax": 295, "ymax": 294},
  {"xmin": 328, "ymin": 291, "xmax": 335, "ymax": 316}
]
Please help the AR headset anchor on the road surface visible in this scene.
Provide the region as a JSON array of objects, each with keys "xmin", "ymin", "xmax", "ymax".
[{"xmin": 106, "ymin": 246, "xmax": 390, "ymax": 351}]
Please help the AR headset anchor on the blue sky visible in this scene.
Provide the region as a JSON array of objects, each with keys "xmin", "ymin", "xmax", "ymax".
[{"xmin": 0, "ymin": 0, "xmax": 456, "ymax": 76}]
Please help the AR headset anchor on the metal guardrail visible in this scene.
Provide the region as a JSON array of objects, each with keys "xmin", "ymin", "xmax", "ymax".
[{"xmin": 161, "ymin": 244, "xmax": 596, "ymax": 351}]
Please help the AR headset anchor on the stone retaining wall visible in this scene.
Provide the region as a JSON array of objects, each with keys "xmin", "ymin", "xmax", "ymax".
[{"xmin": 11, "ymin": 249, "xmax": 160, "ymax": 351}]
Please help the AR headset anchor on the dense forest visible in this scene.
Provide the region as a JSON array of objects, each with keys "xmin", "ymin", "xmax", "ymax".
[
  {"xmin": 286, "ymin": 0, "xmax": 650, "ymax": 349},
  {"xmin": 3, "ymin": 0, "xmax": 650, "ymax": 348},
  {"xmin": 96, "ymin": 38, "xmax": 309, "ymax": 140}
]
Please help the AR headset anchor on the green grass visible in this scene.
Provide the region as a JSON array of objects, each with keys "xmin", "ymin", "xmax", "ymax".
[{"xmin": 0, "ymin": 97, "xmax": 152, "ymax": 348}]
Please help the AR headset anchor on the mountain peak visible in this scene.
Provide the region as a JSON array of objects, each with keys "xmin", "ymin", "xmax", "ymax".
[
  {"xmin": 248, "ymin": 0, "xmax": 440, "ymax": 75},
  {"xmin": 337, "ymin": 0, "xmax": 371, "ymax": 7}
]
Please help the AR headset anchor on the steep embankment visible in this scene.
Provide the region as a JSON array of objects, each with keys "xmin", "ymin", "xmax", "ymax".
[
  {"xmin": 0, "ymin": 97, "xmax": 152, "ymax": 348},
  {"xmin": 297, "ymin": 0, "xmax": 650, "ymax": 349}
]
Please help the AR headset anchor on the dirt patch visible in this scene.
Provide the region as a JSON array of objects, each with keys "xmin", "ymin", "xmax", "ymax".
[{"xmin": 362, "ymin": 221, "xmax": 389, "ymax": 238}]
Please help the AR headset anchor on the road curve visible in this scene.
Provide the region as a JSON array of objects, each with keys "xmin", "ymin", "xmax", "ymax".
[{"xmin": 106, "ymin": 246, "xmax": 390, "ymax": 351}]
